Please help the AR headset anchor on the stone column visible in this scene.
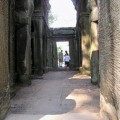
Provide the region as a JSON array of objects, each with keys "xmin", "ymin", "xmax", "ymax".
[
  {"xmin": 52, "ymin": 41, "xmax": 57, "ymax": 69},
  {"xmin": 75, "ymin": 30, "xmax": 81, "ymax": 69},
  {"xmin": 42, "ymin": 27, "xmax": 48, "ymax": 72},
  {"xmin": 88, "ymin": 0, "xmax": 99, "ymax": 84},
  {"xmin": 9, "ymin": 0, "xmax": 16, "ymax": 97},
  {"xmin": 0, "ymin": 0, "xmax": 10, "ymax": 119},
  {"xmin": 15, "ymin": 0, "xmax": 34, "ymax": 85},
  {"xmin": 76, "ymin": 26, "xmax": 82, "ymax": 69},
  {"xmin": 69, "ymin": 38, "xmax": 76, "ymax": 70},
  {"xmin": 80, "ymin": 13, "xmax": 91, "ymax": 75},
  {"xmin": 32, "ymin": 10, "xmax": 44, "ymax": 76},
  {"xmin": 47, "ymin": 38, "xmax": 53, "ymax": 69}
]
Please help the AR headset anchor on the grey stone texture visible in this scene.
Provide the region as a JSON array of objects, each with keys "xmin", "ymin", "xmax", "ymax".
[
  {"xmin": 5, "ymin": 71, "xmax": 99, "ymax": 120},
  {"xmin": 0, "ymin": 0, "xmax": 10, "ymax": 119},
  {"xmin": 15, "ymin": 0, "xmax": 33, "ymax": 84},
  {"xmin": 74, "ymin": 0, "xmax": 91, "ymax": 75},
  {"xmin": 9, "ymin": 0, "xmax": 16, "ymax": 97},
  {"xmin": 32, "ymin": 0, "xmax": 50, "ymax": 76},
  {"xmin": 88, "ymin": 0, "xmax": 99, "ymax": 85},
  {"xmin": 15, "ymin": 0, "xmax": 34, "ymax": 85},
  {"xmin": 98, "ymin": 0, "xmax": 120, "ymax": 119}
]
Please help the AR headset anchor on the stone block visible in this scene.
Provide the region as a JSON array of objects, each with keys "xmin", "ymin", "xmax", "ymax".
[{"xmin": 91, "ymin": 7, "xmax": 98, "ymax": 22}]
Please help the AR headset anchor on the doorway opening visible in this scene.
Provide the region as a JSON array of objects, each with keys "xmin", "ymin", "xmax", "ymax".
[{"xmin": 56, "ymin": 41, "xmax": 69, "ymax": 68}]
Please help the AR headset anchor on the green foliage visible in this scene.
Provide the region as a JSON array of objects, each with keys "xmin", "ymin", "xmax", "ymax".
[
  {"xmin": 57, "ymin": 46, "xmax": 62, "ymax": 54},
  {"xmin": 48, "ymin": 10, "xmax": 57, "ymax": 27}
]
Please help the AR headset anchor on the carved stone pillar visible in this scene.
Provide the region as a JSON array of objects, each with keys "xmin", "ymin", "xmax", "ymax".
[
  {"xmin": 32, "ymin": 10, "xmax": 44, "ymax": 76},
  {"xmin": 52, "ymin": 41, "xmax": 57, "ymax": 69},
  {"xmin": 69, "ymin": 38, "xmax": 76, "ymax": 69},
  {"xmin": 15, "ymin": 0, "xmax": 34, "ymax": 85},
  {"xmin": 80, "ymin": 13, "xmax": 91, "ymax": 75},
  {"xmin": 47, "ymin": 38, "xmax": 53, "ymax": 69},
  {"xmin": 88, "ymin": 0, "xmax": 99, "ymax": 85},
  {"xmin": 43, "ymin": 33, "xmax": 48, "ymax": 72}
]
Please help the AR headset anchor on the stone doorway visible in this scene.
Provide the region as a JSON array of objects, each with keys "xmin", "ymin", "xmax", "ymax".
[{"xmin": 56, "ymin": 41, "xmax": 69, "ymax": 69}]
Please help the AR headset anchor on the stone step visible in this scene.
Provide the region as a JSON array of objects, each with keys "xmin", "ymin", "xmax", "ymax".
[{"xmin": 5, "ymin": 113, "xmax": 99, "ymax": 120}]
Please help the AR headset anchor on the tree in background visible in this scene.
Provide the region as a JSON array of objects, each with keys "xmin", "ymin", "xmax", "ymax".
[
  {"xmin": 48, "ymin": 10, "xmax": 57, "ymax": 27},
  {"xmin": 57, "ymin": 46, "xmax": 62, "ymax": 55}
]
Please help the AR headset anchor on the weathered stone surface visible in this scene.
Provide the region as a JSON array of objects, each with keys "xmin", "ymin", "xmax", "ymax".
[
  {"xmin": 72, "ymin": 0, "xmax": 91, "ymax": 75},
  {"xmin": 91, "ymin": 50, "xmax": 99, "ymax": 85},
  {"xmin": 88, "ymin": 0, "xmax": 97, "ymax": 10},
  {"xmin": 32, "ymin": 0, "xmax": 50, "ymax": 75},
  {"xmin": 90, "ymin": 22, "xmax": 99, "ymax": 84},
  {"xmin": 98, "ymin": 0, "xmax": 120, "ymax": 119},
  {"xmin": 15, "ymin": 0, "xmax": 34, "ymax": 85},
  {"xmin": 32, "ymin": 17, "xmax": 44, "ymax": 75},
  {"xmin": 91, "ymin": 7, "xmax": 98, "ymax": 21},
  {"xmin": 80, "ymin": 17, "xmax": 91, "ymax": 75},
  {"xmin": 0, "ymin": 0, "xmax": 10, "ymax": 119},
  {"xmin": 9, "ymin": 0, "xmax": 16, "ymax": 97}
]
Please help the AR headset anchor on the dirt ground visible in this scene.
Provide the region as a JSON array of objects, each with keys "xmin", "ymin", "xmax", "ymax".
[{"xmin": 5, "ymin": 71, "xmax": 100, "ymax": 120}]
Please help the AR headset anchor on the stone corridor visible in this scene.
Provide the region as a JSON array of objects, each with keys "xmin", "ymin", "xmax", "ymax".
[{"xmin": 5, "ymin": 71, "xmax": 99, "ymax": 120}]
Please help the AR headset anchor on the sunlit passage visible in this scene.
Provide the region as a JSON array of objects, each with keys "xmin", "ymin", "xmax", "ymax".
[
  {"xmin": 5, "ymin": 72, "xmax": 99, "ymax": 120},
  {"xmin": 49, "ymin": 0, "xmax": 76, "ymax": 28}
]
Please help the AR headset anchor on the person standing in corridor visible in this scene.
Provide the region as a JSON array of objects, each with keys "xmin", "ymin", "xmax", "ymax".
[{"xmin": 64, "ymin": 51, "xmax": 71, "ymax": 70}]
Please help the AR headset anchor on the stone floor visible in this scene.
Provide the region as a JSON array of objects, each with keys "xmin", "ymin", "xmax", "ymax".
[{"xmin": 5, "ymin": 71, "xmax": 100, "ymax": 120}]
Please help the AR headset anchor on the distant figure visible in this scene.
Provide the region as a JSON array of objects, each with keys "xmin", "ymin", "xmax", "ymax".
[
  {"xmin": 64, "ymin": 51, "xmax": 71, "ymax": 70},
  {"xmin": 58, "ymin": 50, "xmax": 63, "ymax": 67}
]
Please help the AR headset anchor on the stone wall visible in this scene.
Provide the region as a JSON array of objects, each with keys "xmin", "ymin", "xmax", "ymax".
[
  {"xmin": 88, "ymin": 0, "xmax": 99, "ymax": 85},
  {"xmin": 98, "ymin": 0, "xmax": 120, "ymax": 119},
  {"xmin": 0, "ymin": 0, "xmax": 10, "ymax": 119},
  {"xmin": 74, "ymin": 0, "xmax": 91, "ymax": 75}
]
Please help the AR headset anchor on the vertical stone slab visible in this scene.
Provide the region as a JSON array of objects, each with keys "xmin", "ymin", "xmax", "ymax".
[
  {"xmin": 9, "ymin": 0, "xmax": 16, "ymax": 97},
  {"xmin": 32, "ymin": 0, "xmax": 50, "ymax": 76},
  {"xmin": 69, "ymin": 38, "xmax": 76, "ymax": 69},
  {"xmin": 90, "ymin": 22, "xmax": 99, "ymax": 85},
  {"xmin": 73, "ymin": 0, "xmax": 91, "ymax": 75},
  {"xmin": 0, "ymin": 0, "xmax": 10, "ymax": 119},
  {"xmin": 76, "ymin": 26, "xmax": 82, "ymax": 69},
  {"xmin": 99, "ymin": 0, "xmax": 120, "ymax": 119},
  {"xmin": 43, "ymin": 28, "xmax": 48, "ymax": 72},
  {"xmin": 15, "ymin": 0, "xmax": 34, "ymax": 85},
  {"xmin": 80, "ymin": 14, "xmax": 91, "ymax": 75},
  {"xmin": 88, "ymin": 0, "xmax": 99, "ymax": 85},
  {"xmin": 47, "ymin": 38, "xmax": 53, "ymax": 69},
  {"xmin": 52, "ymin": 41, "xmax": 58, "ymax": 69},
  {"xmin": 32, "ymin": 11, "xmax": 44, "ymax": 76}
]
